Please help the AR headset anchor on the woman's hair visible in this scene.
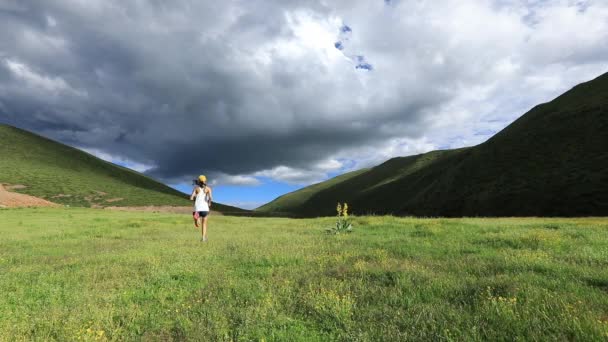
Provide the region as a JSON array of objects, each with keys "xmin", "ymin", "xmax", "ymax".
[{"xmin": 193, "ymin": 179, "xmax": 206, "ymax": 187}]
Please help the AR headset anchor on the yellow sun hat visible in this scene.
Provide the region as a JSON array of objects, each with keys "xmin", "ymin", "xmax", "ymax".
[{"xmin": 198, "ymin": 175, "xmax": 207, "ymax": 183}]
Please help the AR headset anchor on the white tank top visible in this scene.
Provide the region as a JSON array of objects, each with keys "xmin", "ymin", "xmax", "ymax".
[{"xmin": 194, "ymin": 186, "xmax": 210, "ymax": 212}]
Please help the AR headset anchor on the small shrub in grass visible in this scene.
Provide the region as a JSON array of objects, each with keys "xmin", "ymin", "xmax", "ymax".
[{"xmin": 326, "ymin": 203, "xmax": 353, "ymax": 234}]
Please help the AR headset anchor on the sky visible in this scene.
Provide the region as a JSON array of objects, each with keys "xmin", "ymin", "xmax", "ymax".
[{"xmin": 0, "ymin": 0, "xmax": 607, "ymax": 209}]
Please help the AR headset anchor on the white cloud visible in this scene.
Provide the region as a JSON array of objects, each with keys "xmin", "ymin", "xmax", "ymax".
[
  {"xmin": 4, "ymin": 58, "xmax": 86, "ymax": 97},
  {"xmin": 80, "ymin": 147, "xmax": 154, "ymax": 173},
  {"xmin": 350, "ymin": 137, "xmax": 438, "ymax": 169},
  {"xmin": 224, "ymin": 201, "xmax": 264, "ymax": 210},
  {"xmin": 46, "ymin": 15, "xmax": 57, "ymax": 28},
  {"xmin": 1, "ymin": 0, "xmax": 607, "ymax": 187},
  {"xmin": 252, "ymin": 158, "xmax": 344, "ymax": 185},
  {"xmin": 6, "ymin": 59, "xmax": 68, "ymax": 93},
  {"xmin": 255, "ymin": 166, "xmax": 327, "ymax": 185},
  {"xmin": 314, "ymin": 159, "xmax": 343, "ymax": 172},
  {"xmin": 210, "ymin": 174, "xmax": 261, "ymax": 186}
]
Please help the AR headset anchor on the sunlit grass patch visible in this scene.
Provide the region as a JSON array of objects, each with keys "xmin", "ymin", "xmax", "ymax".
[{"xmin": 0, "ymin": 208, "xmax": 607, "ymax": 340}]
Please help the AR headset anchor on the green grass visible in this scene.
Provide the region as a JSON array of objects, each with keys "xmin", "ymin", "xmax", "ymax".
[
  {"xmin": 1, "ymin": 208, "xmax": 607, "ymax": 341},
  {"xmin": 258, "ymin": 72, "xmax": 608, "ymax": 217},
  {"xmin": 0, "ymin": 124, "xmax": 244, "ymax": 213}
]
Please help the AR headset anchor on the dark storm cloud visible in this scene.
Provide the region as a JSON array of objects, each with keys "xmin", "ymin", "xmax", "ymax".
[
  {"xmin": 1, "ymin": 0, "xmax": 607, "ymax": 184},
  {"xmin": 0, "ymin": 0, "xmax": 432, "ymax": 178}
]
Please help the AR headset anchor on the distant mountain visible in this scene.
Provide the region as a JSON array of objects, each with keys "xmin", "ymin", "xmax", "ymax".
[
  {"xmin": 257, "ymin": 169, "xmax": 369, "ymax": 214},
  {"xmin": 0, "ymin": 124, "xmax": 245, "ymax": 213},
  {"xmin": 257, "ymin": 72, "xmax": 608, "ymax": 217}
]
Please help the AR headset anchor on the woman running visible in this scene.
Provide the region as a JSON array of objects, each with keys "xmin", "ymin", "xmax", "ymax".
[{"xmin": 190, "ymin": 175, "xmax": 212, "ymax": 242}]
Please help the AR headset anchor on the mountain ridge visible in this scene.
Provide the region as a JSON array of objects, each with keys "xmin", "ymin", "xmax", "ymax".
[
  {"xmin": 0, "ymin": 124, "xmax": 245, "ymax": 213},
  {"xmin": 256, "ymin": 72, "xmax": 608, "ymax": 217}
]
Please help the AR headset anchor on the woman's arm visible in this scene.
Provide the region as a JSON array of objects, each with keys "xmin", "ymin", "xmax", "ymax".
[
  {"xmin": 206, "ymin": 187, "xmax": 213, "ymax": 207},
  {"xmin": 190, "ymin": 187, "xmax": 198, "ymax": 201}
]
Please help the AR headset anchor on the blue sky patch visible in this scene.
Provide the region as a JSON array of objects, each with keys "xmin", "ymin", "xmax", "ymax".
[
  {"xmin": 172, "ymin": 178, "xmax": 301, "ymax": 210},
  {"xmin": 355, "ymin": 56, "xmax": 373, "ymax": 70},
  {"xmin": 356, "ymin": 63, "xmax": 373, "ymax": 71}
]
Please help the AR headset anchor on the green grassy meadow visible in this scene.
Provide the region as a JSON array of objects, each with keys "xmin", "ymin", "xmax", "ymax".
[{"xmin": 1, "ymin": 208, "xmax": 607, "ymax": 341}]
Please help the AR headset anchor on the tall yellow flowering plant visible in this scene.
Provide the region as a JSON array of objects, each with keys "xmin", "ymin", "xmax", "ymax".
[{"xmin": 327, "ymin": 202, "xmax": 353, "ymax": 234}]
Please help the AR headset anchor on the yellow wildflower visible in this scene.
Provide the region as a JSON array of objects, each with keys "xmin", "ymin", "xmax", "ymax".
[
  {"xmin": 336, "ymin": 202, "xmax": 342, "ymax": 216},
  {"xmin": 343, "ymin": 203, "xmax": 348, "ymax": 217}
]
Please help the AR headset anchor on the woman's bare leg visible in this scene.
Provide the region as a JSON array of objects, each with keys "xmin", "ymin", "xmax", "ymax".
[
  {"xmin": 197, "ymin": 217, "xmax": 203, "ymax": 233},
  {"xmin": 202, "ymin": 216, "xmax": 208, "ymax": 240}
]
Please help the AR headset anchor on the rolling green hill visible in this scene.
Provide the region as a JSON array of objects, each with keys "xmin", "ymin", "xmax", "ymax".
[
  {"xmin": 257, "ymin": 72, "xmax": 608, "ymax": 217},
  {"xmin": 0, "ymin": 124, "xmax": 245, "ymax": 212},
  {"xmin": 257, "ymin": 168, "xmax": 369, "ymax": 214}
]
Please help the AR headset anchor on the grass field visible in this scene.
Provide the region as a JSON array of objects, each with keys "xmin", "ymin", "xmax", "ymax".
[{"xmin": 1, "ymin": 208, "xmax": 607, "ymax": 341}]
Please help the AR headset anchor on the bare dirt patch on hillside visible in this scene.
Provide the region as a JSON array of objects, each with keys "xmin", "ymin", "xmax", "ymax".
[
  {"xmin": 0, "ymin": 184, "xmax": 59, "ymax": 208},
  {"xmin": 4, "ymin": 184, "xmax": 27, "ymax": 191}
]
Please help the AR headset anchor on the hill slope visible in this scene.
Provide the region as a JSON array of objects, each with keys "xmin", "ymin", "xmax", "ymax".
[
  {"xmin": 258, "ymin": 72, "xmax": 608, "ymax": 217},
  {"xmin": 256, "ymin": 168, "xmax": 369, "ymax": 214},
  {"xmin": 0, "ymin": 124, "xmax": 244, "ymax": 212}
]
